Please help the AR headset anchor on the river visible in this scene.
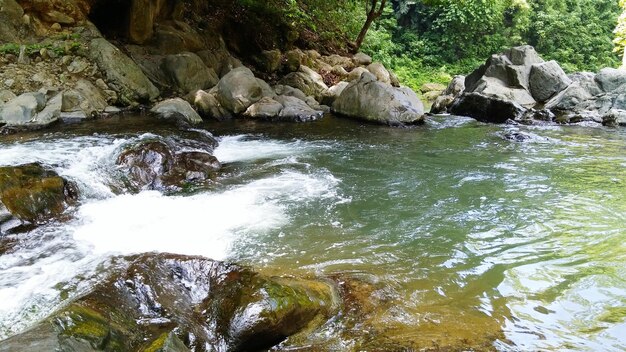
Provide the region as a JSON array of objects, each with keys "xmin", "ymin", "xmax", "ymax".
[{"xmin": 1, "ymin": 114, "xmax": 625, "ymax": 350}]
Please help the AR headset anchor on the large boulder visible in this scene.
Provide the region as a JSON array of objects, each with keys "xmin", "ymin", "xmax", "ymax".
[
  {"xmin": 449, "ymin": 92, "xmax": 526, "ymax": 123},
  {"xmin": 276, "ymin": 95, "xmax": 324, "ymax": 122},
  {"xmin": 0, "ymin": 0, "xmax": 23, "ymax": 42},
  {"xmin": 0, "ymin": 92, "xmax": 46, "ymax": 125},
  {"xmin": 162, "ymin": 52, "xmax": 219, "ymax": 93},
  {"xmin": 595, "ymin": 67, "xmax": 626, "ymax": 92},
  {"xmin": 504, "ymin": 45, "xmax": 544, "ymax": 66},
  {"xmin": 150, "ymin": 98, "xmax": 203, "ymax": 125},
  {"xmin": 0, "ymin": 253, "xmax": 335, "ymax": 352},
  {"xmin": 332, "ymin": 72, "xmax": 425, "ymax": 126},
  {"xmin": 116, "ymin": 136, "xmax": 220, "ymax": 192},
  {"xmin": 431, "ymin": 75, "xmax": 465, "ymax": 113},
  {"xmin": 279, "ymin": 65, "xmax": 329, "ymax": 101},
  {"xmin": 529, "ymin": 61, "xmax": 572, "ymax": 102},
  {"xmin": 0, "ymin": 163, "xmax": 77, "ymax": 223},
  {"xmin": 244, "ymin": 97, "xmax": 284, "ymax": 119},
  {"xmin": 89, "ymin": 38, "xmax": 160, "ymax": 104},
  {"xmin": 215, "ymin": 67, "xmax": 262, "ymax": 114},
  {"xmin": 193, "ymin": 89, "xmax": 232, "ymax": 121}
]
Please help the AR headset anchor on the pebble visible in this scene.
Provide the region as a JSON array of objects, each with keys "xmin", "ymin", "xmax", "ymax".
[
  {"xmin": 95, "ymin": 79, "xmax": 108, "ymax": 90},
  {"xmin": 51, "ymin": 23, "xmax": 62, "ymax": 31},
  {"xmin": 4, "ymin": 79, "xmax": 15, "ymax": 89}
]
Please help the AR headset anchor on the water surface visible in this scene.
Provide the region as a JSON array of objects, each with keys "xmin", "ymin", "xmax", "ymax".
[{"xmin": 0, "ymin": 115, "xmax": 625, "ymax": 350}]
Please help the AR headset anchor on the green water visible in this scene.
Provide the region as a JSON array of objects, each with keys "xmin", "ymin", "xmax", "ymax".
[
  {"xmin": 1, "ymin": 114, "xmax": 625, "ymax": 350},
  {"xmin": 204, "ymin": 116, "xmax": 626, "ymax": 350}
]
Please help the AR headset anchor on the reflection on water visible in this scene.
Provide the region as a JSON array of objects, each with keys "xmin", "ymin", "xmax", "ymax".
[{"xmin": 0, "ymin": 115, "xmax": 625, "ymax": 350}]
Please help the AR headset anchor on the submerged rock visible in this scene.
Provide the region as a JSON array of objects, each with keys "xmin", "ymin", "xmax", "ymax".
[
  {"xmin": 0, "ymin": 163, "xmax": 77, "ymax": 223},
  {"xmin": 0, "ymin": 253, "xmax": 336, "ymax": 352},
  {"xmin": 116, "ymin": 136, "xmax": 220, "ymax": 191},
  {"xmin": 332, "ymin": 72, "xmax": 425, "ymax": 126}
]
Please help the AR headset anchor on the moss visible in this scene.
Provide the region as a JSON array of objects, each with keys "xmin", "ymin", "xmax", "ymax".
[
  {"xmin": 56, "ymin": 304, "xmax": 127, "ymax": 351},
  {"xmin": 140, "ymin": 333, "xmax": 169, "ymax": 352}
]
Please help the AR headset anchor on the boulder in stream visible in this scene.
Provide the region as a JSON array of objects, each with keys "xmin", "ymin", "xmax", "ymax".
[
  {"xmin": 0, "ymin": 253, "xmax": 336, "ymax": 352},
  {"xmin": 0, "ymin": 163, "xmax": 78, "ymax": 223},
  {"xmin": 332, "ymin": 72, "xmax": 425, "ymax": 126},
  {"xmin": 116, "ymin": 136, "xmax": 220, "ymax": 191}
]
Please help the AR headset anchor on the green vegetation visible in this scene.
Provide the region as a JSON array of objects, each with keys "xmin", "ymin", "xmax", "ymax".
[
  {"xmin": 240, "ymin": 0, "xmax": 622, "ymax": 90},
  {"xmin": 360, "ymin": 0, "xmax": 621, "ymax": 90},
  {"xmin": 0, "ymin": 40, "xmax": 82, "ymax": 58}
]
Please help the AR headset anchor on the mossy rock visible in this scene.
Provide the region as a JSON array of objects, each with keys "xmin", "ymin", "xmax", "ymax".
[
  {"xmin": 0, "ymin": 163, "xmax": 77, "ymax": 223},
  {"xmin": 0, "ymin": 253, "xmax": 336, "ymax": 351}
]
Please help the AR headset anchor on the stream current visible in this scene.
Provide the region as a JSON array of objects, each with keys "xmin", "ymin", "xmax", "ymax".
[{"xmin": 0, "ymin": 114, "xmax": 625, "ymax": 350}]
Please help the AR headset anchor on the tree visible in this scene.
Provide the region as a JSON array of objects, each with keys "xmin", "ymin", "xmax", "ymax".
[
  {"xmin": 354, "ymin": 0, "xmax": 387, "ymax": 52},
  {"xmin": 615, "ymin": 0, "xmax": 626, "ymax": 67}
]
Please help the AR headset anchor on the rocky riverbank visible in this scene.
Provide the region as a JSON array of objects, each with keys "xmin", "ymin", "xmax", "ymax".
[
  {"xmin": 432, "ymin": 45, "xmax": 626, "ymax": 127},
  {"xmin": 0, "ymin": 0, "xmax": 424, "ymax": 133}
]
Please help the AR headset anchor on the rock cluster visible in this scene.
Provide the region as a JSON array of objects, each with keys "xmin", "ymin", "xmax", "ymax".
[
  {"xmin": 0, "ymin": 253, "xmax": 336, "ymax": 352},
  {"xmin": 432, "ymin": 45, "xmax": 626, "ymax": 127}
]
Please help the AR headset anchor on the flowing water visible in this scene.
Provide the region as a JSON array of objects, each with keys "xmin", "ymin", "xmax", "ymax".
[{"xmin": 0, "ymin": 115, "xmax": 625, "ymax": 350}]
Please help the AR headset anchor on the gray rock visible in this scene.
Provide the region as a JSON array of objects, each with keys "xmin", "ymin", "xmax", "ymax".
[
  {"xmin": 321, "ymin": 55, "xmax": 354, "ymax": 70},
  {"xmin": 0, "ymin": 92, "xmax": 46, "ymax": 125},
  {"xmin": 321, "ymin": 81, "xmax": 349, "ymax": 105},
  {"xmin": 472, "ymin": 77, "xmax": 536, "ymax": 107},
  {"xmin": 88, "ymin": 38, "xmax": 160, "ymax": 104},
  {"xmin": 162, "ymin": 52, "xmax": 219, "ymax": 93},
  {"xmin": 568, "ymin": 72, "xmax": 603, "ymax": 96},
  {"xmin": 0, "ymin": 90, "xmax": 16, "ymax": 104},
  {"xmin": 366, "ymin": 62, "xmax": 391, "ymax": 85},
  {"xmin": 529, "ymin": 61, "xmax": 571, "ymax": 102},
  {"xmin": 276, "ymin": 95, "xmax": 324, "ymax": 122},
  {"xmin": 602, "ymin": 109, "xmax": 626, "ymax": 127},
  {"xmin": 279, "ymin": 65, "xmax": 328, "ymax": 101},
  {"xmin": 59, "ymin": 110, "xmax": 88, "ymax": 123},
  {"xmin": 256, "ymin": 78, "xmax": 276, "ymax": 99},
  {"xmin": 353, "ymin": 52, "xmax": 372, "ymax": 66},
  {"xmin": 244, "ymin": 97, "xmax": 283, "ymax": 119},
  {"xmin": 595, "ymin": 68, "xmax": 626, "ymax": 92},
  {"xmin": 35, "ymin": 93, "xmax": 62, "ymax": 125},
  {"xmin": 450, "ymin": 92, "xmax": 526, "ymax": 123},
  {"xmin": 430, "ymin": 75, "xmax": 466, "ymax": 114},
  {"xmin": 151, "ymin": 98, "xmax": 203, "ymax": 125},
  {"xmin": 193, "ymin": 89, "xmax": 231, "ymax": 121},
  {"xmin": 332, "ymin": 72, "xmax": 425, "ymax": 125},
  {"xmin": 216, "ymin": 67, "xmax": 262, "ymax": 114},
  {"xmin": 273, "ymin": 85, "xmax": 307, "ymax": 101},
  {"xmin": 504, "ymin": 45, "xmax": 544, "ymax": 66},
  {"xmin": 544, "ymin": 82, "xmax": 593, "ymax": 111},
  {"xmin": 346, "ymin": 67, "xmax": 369, "ymax": 83}
]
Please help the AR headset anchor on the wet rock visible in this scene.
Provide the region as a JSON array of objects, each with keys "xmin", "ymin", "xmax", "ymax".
[
  {"xmin": 450, "ymin": 92, "xmax": 526, "ymax": 123},
  {"xmin": 333, "ymin": 72, "xmax": 425, "ymax": 126},
  {"xmin": 88, "ymin": 38, "xmax": 160, "ymax": 104},
  {"xmin": 162, "ymin": 52, "xmax": 219, "ymax": 94},
  {"xmin": 151, "ymin": 98, "xmax": 203, "ymax": 126},
  {"xmin": 276, "ymin": 95, "xmax": 324, "ymax": 122},
  {"xmin": 0, "ymin": 253, "xmax": 335, "ymax": 352},
  {"xmin": 216, "ymin": 67, "xmax": 262, "ymax": 114},
  {"xmin": 602, "ymin": 109, "xmax": 626, "ymax": 127},
  {"xmin": 529, "ymin": 61, "xmax": 572, "ymax": 102},
  {"xmin": 116, "ymin": 137, "xmax": 220, "ymax": 191},
  {"xmin": 0, "ymin": 163, "xmax": 77, "ymax": 223}
]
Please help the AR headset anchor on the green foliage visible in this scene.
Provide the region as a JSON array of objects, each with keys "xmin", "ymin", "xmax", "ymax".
[
  {"xmin": 526, "ymin": 0, "xmax": 620, "ymax": 71},
  {"xmin": 0, "ymin": 41, "xmax": 82, "ymax": 57}
]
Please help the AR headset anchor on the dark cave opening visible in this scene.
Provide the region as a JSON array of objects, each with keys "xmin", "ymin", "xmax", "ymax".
[{"xmin": 88, "ymin": 0, "xmax": 130, "ymax": 40}]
